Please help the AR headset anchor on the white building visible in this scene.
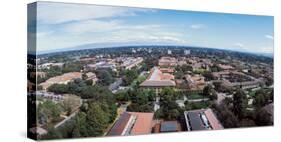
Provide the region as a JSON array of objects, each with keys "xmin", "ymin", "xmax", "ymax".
[
  {"xmin": 168, "ymin": 50, "xmax": 172, "ymax": 54},
  {"xmin": 184, "ymin": 50, "xmax": 190, "ymax": 55}
]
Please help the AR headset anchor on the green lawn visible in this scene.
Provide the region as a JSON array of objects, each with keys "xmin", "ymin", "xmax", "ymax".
[
  {"xmin": 248, "ymin": 91, "xmax": 256, "ymax": 98},
  {"xmin": 187, "ymin": 92, "xmax": 204, "ymax": 100},
  {"xmin": 187, "ymin": 101, "xmax": 210, "ymax": 110}
]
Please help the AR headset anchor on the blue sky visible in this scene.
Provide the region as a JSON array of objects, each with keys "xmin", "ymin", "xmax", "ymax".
[{"xmin": 34, "ymin": 2, "xmax": 274, "ymax": 54}]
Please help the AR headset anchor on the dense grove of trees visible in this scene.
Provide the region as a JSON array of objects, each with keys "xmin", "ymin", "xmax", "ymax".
[
  {"xmin": 47, "ymin": 78, "xmax": 114, "ymax": 100},
  {"xmin": 41, "ymin": 101, "xmax": 117, "ymax": 139},
  {"xmin": 41, "ymin": 82, "xmax": 117, "ymax": 140},
  {"xmin": 253, "ymin": 89, "xmax": 273, "ymax": 109},
  {"xmin": 121, "ymin": 69, "xmax": 138, "ymax": 86},
  {"xmin": 126, "ymin": 89, "xmax": 155, "ymax": 112},
  {"xmin": 115, "ymin": 88, "xmax": 155, "ymax": 112},
  {"xmin": 37, "ymin": 100, "xmax": 62, "ymax": 126},
  {"xmin": 212, "ymin": 88, "xmax": 273, "ymax": 128},
  {"xmin": 95, "ymin": 69, "xmax": 115, "ymax": 86}
]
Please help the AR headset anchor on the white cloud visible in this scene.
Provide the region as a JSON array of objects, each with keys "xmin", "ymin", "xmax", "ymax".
[
  {"xmin": 258, "ymin": 46, "xmax": 273, "ymax": 54},
  {"xmin": 190, "ymin": 24, "xmax": 206, "ymax": 29},
  {"xmin": 234, "ymin": 42, "xmax": 245, "ymax": 48},
  {"xmin": 265, "ymin": 34, "xmax": 274, "ymax": 40},
  {"xmin": 63, "ymin": 20, "xmax": 123, "ymax": 34},
  {"xmin": 37, "ymin": 2, "xmax": 155, "ymax": 24},
  {"xmin": 37, "ymin": 23, "xmax": 189, "ymax": 52}
]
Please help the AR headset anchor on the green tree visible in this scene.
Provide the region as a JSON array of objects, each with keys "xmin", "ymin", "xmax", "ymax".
[
  {"xmin": 115, "ymin": 91, "xmax": 130, "ymax": 102},
  {"xmin": 38, "ymin": 100, "xmax": 62, "ymax": 123},
  {"xmin": 41, "ymin": 128, "xmax": 62, "ymax": 140},
  {"xmin": 86, "ymin": 103, "xmax": 110, "ymax": 136},
  {"xmin": 253, "ymin": 93, "xmax": 266, "ymax": 109},
  {"xmin": 47, "ymin": 84, "xmax": 69, "ymax": 94},
  {"xmin": 159, "ymin": 88, "xmax": 181, "ymax": 120},
  {"xmin": 233, "ymin": 89, "xmax": 248, "ymax": 119},
  {"xmin": 85, "ymin": 79, "xmax": 93, "ymax": 86},
  {"xmin": 122, "ymin": 69, "xmax": 138, "ymax": 86},
  {"xmin": 127, "ymin": 89, "xmax": 154, "ymax": 112},
  {"xmin": 203, "ymin": 84, "xmax": 217, "ymax": 100},
  {"xmin": 214, "ymin": 104, "xmax": 239, "ymax": 128},
  {"xmin": 95, "ymin": 69, "xmax": 114, "ymax": 86}
]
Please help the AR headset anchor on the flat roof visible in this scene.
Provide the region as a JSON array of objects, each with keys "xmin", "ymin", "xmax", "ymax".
[
  {"xmin": 184, "ymin": 109, "xmax": 223, "ymax": 131},
  {"xmin": 187, "ymin": 112, "xmax": 205, "ymax": 131},
  {"xmin": 160, "ymin": 121, "xmax": 178, "ymax": 132}
]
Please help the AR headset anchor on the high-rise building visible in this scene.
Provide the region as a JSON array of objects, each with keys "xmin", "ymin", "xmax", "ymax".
[
  {"xmin": 168, "ymin": 50, "xmax": 172, "ymax": 54},
  {"xmin": 184, "ymin": 50, "xmax": 190, "ymax": 55}
]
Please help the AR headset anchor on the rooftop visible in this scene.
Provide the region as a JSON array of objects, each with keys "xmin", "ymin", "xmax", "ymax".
[
  {"xmin": 127, "ymin": 112, "xmax": 154, "ymax": 135},
  {"xmin": 140, "ymin": 67, "xmax": 176, "ymax": 87},
  {"xmin": 184, "ymin": 108, "xmax": 223, "ymax": 131},
  {"xmin": 160, "ymin": 121, "xmax": 178, "ymax": 132},
  {"xmin": 107, "ymin": 112, "xmax": 132, "ymax": 136},
  {"xmin": 39, "ymin": 72, "xmax": 82, "ymax": 90},
  {"xmin": 158, "ymin": 57, "xmax": 177, "ymax": 66},
  {"xmin": 107, "ymin": 112, "xmax": 154, "ymax": 136}
]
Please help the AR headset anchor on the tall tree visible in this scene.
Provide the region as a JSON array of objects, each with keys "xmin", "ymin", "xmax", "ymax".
[
  {"xmin": 233, "ymin": 89, "xmax": 248, "ymax": 119},
  {"xmin": 203, "ymin": 84, "xmax": 217, "ymax": 100},
  {"xmin": 122, "ymin": 69, "xmax": 138, "ymax": 86},
  {"xmin": 86, "ymin": 103, "xmax": 110, "ymax": 136},
  {"xmin": 95, "ymin": 69, "xmax": 114, "ymax": 86}
]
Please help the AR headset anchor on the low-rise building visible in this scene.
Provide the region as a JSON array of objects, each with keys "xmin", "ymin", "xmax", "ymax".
[
  {"xmin": 38, "ymin": 62, "xmax": 64, "ymax": 69},
  {"xmin": 158, "ymin": 57, "xmax": 177, "ymax": 67},
  {"xmin": 140, "ymin": 67, "xmax": 176, "ymax": 92},
  {"xmin": 39, "ymin": 72, "xmax": 82, "ymax": 90},
  {"xmin": 184, "ymin": 108, "xmax": 223, "ymax": 131},
  {"xmin": 85, "ymin": 72, "xmax": 98, "ymax": 85},
  {"xmin": 109, "ymin": 78, "xmax": 123, "ymax": 92},
  {"xmin": 159, "ymin": 121, "xmax": 179, "ymax": 133},
  {"xmin": 184, "ymin": 74, "xmax": 206, "ymax": 92},
  {"xmin": 107, "ymin": 112, "xmax": 154, "ymax": 136},
  {"xmin": 86, "ymin": 61, "xmax": 116, "ymax": 71},
  {"xmin": 218, "ymin": 64, "xmax": 234, "ymax": 70},
  {"xmin": 212, "ymin": 71, "xmax": 262, "ymax": 89},
  {"xmin": 121, "ymin": 57, "xmax": 143, "ymax": 70}
]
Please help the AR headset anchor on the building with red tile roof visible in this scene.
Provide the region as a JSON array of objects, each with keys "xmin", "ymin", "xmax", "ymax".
[
  {"xmin": 158, "ymin": 57, "xmax": 177, "ymax": 67},
  {"xmin": 107, "ymin": 112, "xmax": 154, "ymax": 136},
  {"xmin": 140, "ymin": 67, "xmax": 176, "ymax": 88},
  {"xmin": 127, "ymin": 112, "xmax": 154, "ymax": 135},
  {"xmin": 39, "ymin": 72, "xmax": 82, "ymax": 90}
]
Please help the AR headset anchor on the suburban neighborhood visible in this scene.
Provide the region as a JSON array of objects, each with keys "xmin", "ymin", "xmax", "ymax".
[{"xmin": 28, "ymin": 46, "xmax": 273, "ymax": 140}]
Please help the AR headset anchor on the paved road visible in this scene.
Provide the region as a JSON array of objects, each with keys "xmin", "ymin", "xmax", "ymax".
[
  {"xmin": 187, "ymin": 98, "xmax": 209, "ymax": 102},
  {"xmin": 54, "ymin": 110, "xmax": 79, "ymax": 128},
  {"xmin": 54, "ymin": 99, "xmax": 82, "ymax": 129}
]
